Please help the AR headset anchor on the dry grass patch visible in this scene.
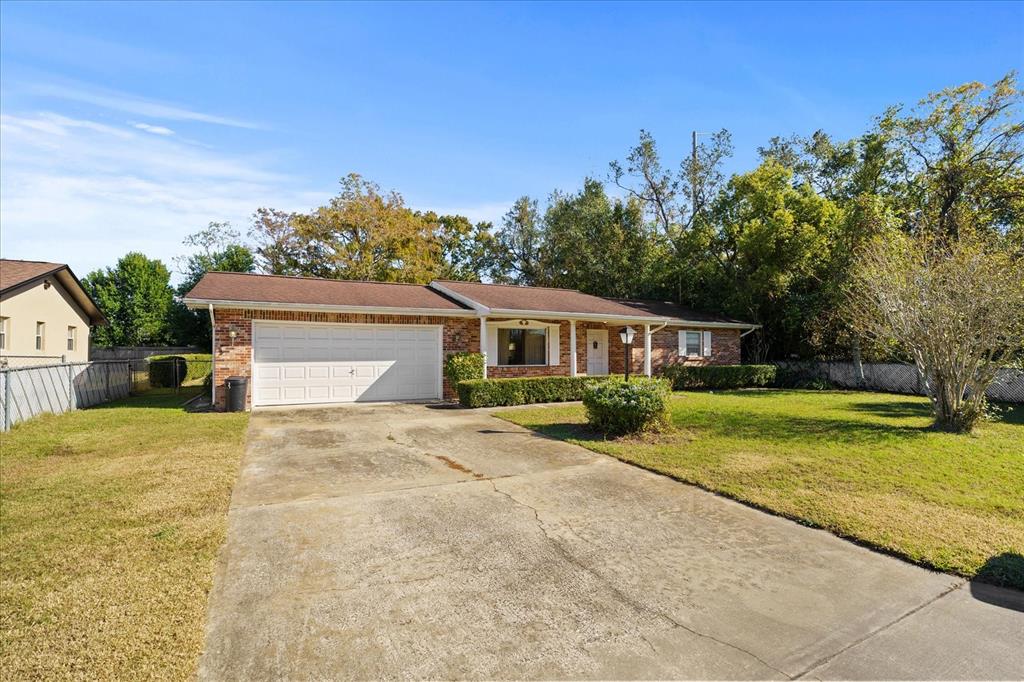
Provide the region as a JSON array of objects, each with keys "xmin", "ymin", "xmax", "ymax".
[
  {"xmin": 1, "ymin": 390, "xmax": 249, "ymax": 680},
  {"xmin": 497, "ymin": 390, "xmax": 1024, "ymax": 589}
]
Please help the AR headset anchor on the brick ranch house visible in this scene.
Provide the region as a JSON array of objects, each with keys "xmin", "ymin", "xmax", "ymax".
[{"xmin": 183, "ymin": 272, "xmax": 758, "ymax": 410}]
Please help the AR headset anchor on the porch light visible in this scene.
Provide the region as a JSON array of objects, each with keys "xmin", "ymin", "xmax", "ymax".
[{"xmin": 619, "ymin": 326, "xmax": 636, "ymax": 381}]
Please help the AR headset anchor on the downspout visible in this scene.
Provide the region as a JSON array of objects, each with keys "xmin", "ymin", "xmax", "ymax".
[{"xmin": 208, "ymin": 304, "xmax": 216, "ymax": 407}]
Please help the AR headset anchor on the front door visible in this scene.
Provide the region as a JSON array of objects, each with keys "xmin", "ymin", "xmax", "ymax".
[{"xmin": 586, "ymin": 329, "xmax": 608, "ymax": 375}]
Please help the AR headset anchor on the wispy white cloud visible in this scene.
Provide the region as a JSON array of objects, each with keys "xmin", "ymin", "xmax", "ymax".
[
  {"xmin": 131, "ymin": 121, "xmax": 175, "ymax": 136},
  {"xmin": 26, "ymin": 82, "xmax": 264, "ymax": 130},
  {"xmin": 0, "ymin": 112, "xmax": 322, "ymax": 282}
]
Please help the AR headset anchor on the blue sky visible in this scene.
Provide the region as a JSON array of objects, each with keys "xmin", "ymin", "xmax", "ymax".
[{"xmin": 2, "ymin": 1, "xmax": 1021, "ymax": 283}]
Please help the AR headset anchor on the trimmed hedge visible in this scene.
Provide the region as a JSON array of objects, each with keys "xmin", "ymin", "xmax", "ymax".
[
  {"xmin": 583, "ymin": 377, "xmax": 671, "ymax": 436},
  {"xmin": 148, "ymin": 353, "xmax": 212, "ymax": 388},
  {"xmin": 444, "ymin": 352, "xmax": 485, "ymax": 388},
  {"xmin": 457, "ymin": 375, "xmax": 616, "ymax": 408},
  {"xmin": 662, "ymin": 364, "xmax": 776, "ymax": 390}
]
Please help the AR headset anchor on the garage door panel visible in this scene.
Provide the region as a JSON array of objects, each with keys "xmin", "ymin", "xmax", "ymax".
[{"xmin": 252, "ymin": 323, "xmax": 441, "ymax": 406}]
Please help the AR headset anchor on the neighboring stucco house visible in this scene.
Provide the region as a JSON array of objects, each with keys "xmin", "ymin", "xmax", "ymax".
[
  {"xmin": 183, "ymin": 272, "xmax": 757, "ymax": 410},
  {"xmin": 0, "ymin": 260, "xmax": 107, "ymax": 366}
]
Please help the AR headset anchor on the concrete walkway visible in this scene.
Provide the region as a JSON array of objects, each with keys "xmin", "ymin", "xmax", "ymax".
[{"xmin": 199, "ymin": 403, "xmax": 1023, "ymax": 680}]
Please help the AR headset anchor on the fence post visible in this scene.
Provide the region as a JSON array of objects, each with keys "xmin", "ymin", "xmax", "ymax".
[
  {"xmin": 3, "ymin": 371, "xmax": 9, "ymax": 431},
  {"xmin": 67, "ymin": 362, "xmax": 74, "ymax": 412}
]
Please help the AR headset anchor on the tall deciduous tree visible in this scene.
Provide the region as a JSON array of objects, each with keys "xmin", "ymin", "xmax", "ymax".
[
  {"xmin": 703, "ymin": 160, "xmax": 843, "ymax": 360},
  {"xmin": 880, "ymin": 71, "xmax": 1024, "ymax": 239},
  {"xmin": 847, "ymin": 228, "xmax": 1024, "ymax": 432},
  {"xmin": 170, "ymin": 222, "xmax": 256, "ymax": 348},
  {"xmin": 542, "ymin": 178, "xmax": 658, "ymax": 298},
  {"xmin": 489, "ymin": 197, "xmax": 546, "ymax": 285},
  {"xmin": 83, "ymin": 253, "xmax": 175, "ymax": 347}
]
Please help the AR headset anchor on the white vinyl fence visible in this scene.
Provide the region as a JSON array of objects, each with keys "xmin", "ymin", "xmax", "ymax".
[
  {"xmin": 1, "ymin": 361, "xmax": 131, "ymax": 431},
  {"xmin": 774, "ymin": 361, "xmax": 1024, "ymax": 403}
]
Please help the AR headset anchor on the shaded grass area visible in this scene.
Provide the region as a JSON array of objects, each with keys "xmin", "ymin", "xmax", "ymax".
[
  {"xmin": 1, "ymin": 390, "xmax": 249, "ymax": 679},
  {"xmin": 497, "ymin": 390, "xmax": 1024, "ymax": 589}
]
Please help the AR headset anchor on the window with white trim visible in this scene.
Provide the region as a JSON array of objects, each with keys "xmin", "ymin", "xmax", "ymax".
[
  {"xmin": 0, "ymin": 317, "xmax": 7, "ymax": 350},
  {"xmin": 497, "ymin": 327, "xmax": 547, "ymax": 366},
  {"xmin": 683, "ymin": 330, "xmax": 702, "ymax": 357},
  {"xmin": 67, "ymin": 326, "xmax": 77, "ymax": 352},
  {"xmin": 35, "ymin": 321, "xmax": 45, "ymax": 351}
]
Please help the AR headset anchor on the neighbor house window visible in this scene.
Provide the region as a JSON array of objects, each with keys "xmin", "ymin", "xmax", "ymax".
[
  {"xmin": 0, "ymin": 317, "xmax": 7, "ymax": 350},
  {"xmin": 683, "ymin": 330, "xmax": 701, "ymax": 357},
  {"xmin": 67, "ymin": 326, "xmax": 77, "ymax": 352},
  {"xmin": 497, "ymin": 328, "xmax": 547, "ymax": 366},
  {"xmin": 35, "ymin": 322, "xmax": 45, "ymax": 351}
]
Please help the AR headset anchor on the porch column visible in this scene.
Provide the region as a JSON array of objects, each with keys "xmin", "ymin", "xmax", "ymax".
[
  {"xmin": 569, "ymin": 320, "xmax": 577, "ymax": 377},
  {"xmin": 479, "ymin": 316, "xmax": 488, "ymax": 379},
  {"xmin": 644, "ymin": 323, "xmax": 652, "ymax": 376}
]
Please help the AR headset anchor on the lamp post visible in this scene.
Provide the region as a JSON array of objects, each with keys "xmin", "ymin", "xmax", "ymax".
[{"xmin": 619, "ymin": 326, "xmax": 636, "ymax": 381}]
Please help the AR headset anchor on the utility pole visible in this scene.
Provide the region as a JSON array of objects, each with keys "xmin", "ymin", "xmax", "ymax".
[{"xmin": 691, "ymin": 130, "xmax": 698, "ymax": 209}]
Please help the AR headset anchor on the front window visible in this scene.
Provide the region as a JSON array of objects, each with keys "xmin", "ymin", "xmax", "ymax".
[
  {"xmin": 497, "ymin": 328, "xmax": 547, "ymax": 366},
  {"xmin": 35, "ymin": 321, "xmax": 45, "ymax": 351},
  {"xmin": 684, "ymin": 331, "xmax": 701, "ymax": 357},
  {"xmin": 67, "ymin": 326, "xmax": 77, "ymax": 352}
]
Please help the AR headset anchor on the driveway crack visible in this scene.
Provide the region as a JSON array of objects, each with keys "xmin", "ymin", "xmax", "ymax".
[
  {"xmin": 792, "ymin": 579, "xmax": 966, "ymax": 680},
  {"xmin": 489, "ymin": 480, "xmax": 792, "ymax": 680}
]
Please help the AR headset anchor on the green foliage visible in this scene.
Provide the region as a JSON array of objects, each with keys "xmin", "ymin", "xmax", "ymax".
[
  {"xmin": 582, "ymin": 377, "xmax": 671, "ymax": 436},
  {"xmin": 663, "ymin": 364, "xmax": 777, "ymax": 390},
  {"xmin": 171, "ymin": 222, "xmax": 257, "ymax": 348},
  {"xmin": 250, "ymin": 174, "xmax": 495, "ymax": 284},
  {"xmin": 147, "ymin": 354, "xmax": 212, "ymax": 388},
  {"xmin": 83, "ymin": 252, "xmax": 175, "ymax": 347},
  {"xmin": 457, "ymin": 375, "xmax": 612, "ymax": 408},
  {"xmin": 443, "ymin": 352, "xmax": 485, "ymax": 387}
]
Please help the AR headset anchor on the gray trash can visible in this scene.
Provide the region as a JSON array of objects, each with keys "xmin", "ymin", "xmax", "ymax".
[{"xmin": 225, "ymin": 376, "xmax": 248, "ymax": 412}]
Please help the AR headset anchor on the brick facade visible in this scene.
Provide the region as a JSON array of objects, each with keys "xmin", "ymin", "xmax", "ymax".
[
  {"xmin": 606, "ymin": 326, "xmax": 742, "ymax": 375},
  {"xmin": 211, "ymin": 309, "xmax": 743, "ymax": 409},
  {"xmin": 211, "ymin": 308, "xmax": 477, "ymax": 409}
]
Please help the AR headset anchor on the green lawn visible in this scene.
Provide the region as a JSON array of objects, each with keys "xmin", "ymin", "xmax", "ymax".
[
  {"xmin": 1, "ymin": 390, "xmax": 249, "ymax": 680},
  {"xmin": 497, "ymin": 390, "xmax": 1024, "ymax": 589}
]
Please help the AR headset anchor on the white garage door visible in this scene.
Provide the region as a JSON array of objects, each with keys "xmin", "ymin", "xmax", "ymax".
[{"xmin": 252, "ymin": 322, "xmax": 443, "ymax": 406}]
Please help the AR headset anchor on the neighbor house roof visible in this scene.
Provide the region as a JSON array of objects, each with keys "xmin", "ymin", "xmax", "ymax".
[
  {"xmin": 0, "ymin": 259, "xmax": 107, "ymax": 325},
  {"xmin": 430, "ymin": 280, "xmax": 664, "ymax": 321},
  {"xmin": 183, "ymin": 271, "xmax": 473, "ymax": 314},
  {"xmin": 184, "ymin": 271, "xmax": 757, "ymax": 327}
]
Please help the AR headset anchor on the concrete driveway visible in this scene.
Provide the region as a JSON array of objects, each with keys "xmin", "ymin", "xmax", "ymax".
[{"xmin": 199, "ymin": 403, "xmax": 1023, "ymax": 680}]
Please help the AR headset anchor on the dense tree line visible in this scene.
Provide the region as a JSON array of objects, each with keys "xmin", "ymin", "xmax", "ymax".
[{"xmin": 84, "ymin": 73, "xmax": 1023, "ymax": 360}]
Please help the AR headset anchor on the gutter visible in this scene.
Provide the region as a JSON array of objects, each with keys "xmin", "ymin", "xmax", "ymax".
[
  {"xmin": 208, "ymin": 304, "xmax": 216, "ymax": 407},
  {"xmin": 184, "ymin": 298, "xmax": 478, "ymax": 317}
]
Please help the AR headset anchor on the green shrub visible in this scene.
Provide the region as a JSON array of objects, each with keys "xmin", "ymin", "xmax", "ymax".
[
  {"xmin": 457, "ymin": 375, "xmax": 616, "ymax": 408},
  {"xmin": 148, "ymin": 354, "xmax": 212, "ymax": 388},
  {"xmin": 582, "ymin": 377, "xmax": 671, "ymax": 436},
  {"xmin": 662, "ymin": 364, "xmax": 777, "ymax": 390},
  {"xmin": 444, "ymin": 352, "xmax": 485, "ymax": 389}
]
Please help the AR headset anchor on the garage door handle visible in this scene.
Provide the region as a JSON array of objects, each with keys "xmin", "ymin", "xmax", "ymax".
[{"xmin": 349, "ymin": 368, "xmax": 356, "ymax": 375}]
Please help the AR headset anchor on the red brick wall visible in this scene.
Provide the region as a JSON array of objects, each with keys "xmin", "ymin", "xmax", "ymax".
[
  {"xmin": 212, "ymin": 309, "xmax": 744, "ymax": 409},
  {"xmin": 211, "ymin": 308, "xmax": 477, "ymax": 409},
  {"xmin": 607, "ymin": 325, "xmax": 742, "ymax": 375}
]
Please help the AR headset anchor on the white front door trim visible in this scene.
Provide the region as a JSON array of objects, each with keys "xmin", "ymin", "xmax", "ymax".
[{"xmin": 586, "ymin": 328, "xmax": 609, "ymax": 376}]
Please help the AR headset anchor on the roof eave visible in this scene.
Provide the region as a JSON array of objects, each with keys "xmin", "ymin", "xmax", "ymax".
[{"xmin": 183, "ymin": 297, "xmax": 478, "ymax": 317}]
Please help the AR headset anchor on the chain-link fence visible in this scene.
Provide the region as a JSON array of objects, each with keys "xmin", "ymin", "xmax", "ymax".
[
  {"xmin": 129, "ymin": 357, "xmax": 212, "ymax": 396},
  {"xmin": 774, "ymin": 361, "xmax": 1024, "ymax": 403},
  {"xmin": 1, "ymin": 361, "xmax": 131, "ymax": 431}
]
